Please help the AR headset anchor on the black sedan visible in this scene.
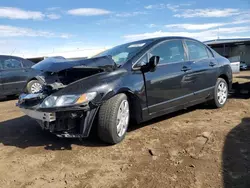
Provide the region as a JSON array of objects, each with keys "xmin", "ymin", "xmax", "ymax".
[
  {"xmin": 18, "ymin": 37, "xmax": 232, "ymax": 144},
  {"xmin": 0, "ymin": 55, "xmax": 43, "ymax": 98}
]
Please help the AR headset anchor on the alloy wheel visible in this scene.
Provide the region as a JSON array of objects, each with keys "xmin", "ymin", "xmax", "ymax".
[
  {"xmin": 116, "ymin": 100, "xmax": 129, "ymax": 137},
  {"xmin": 217, "ymin": 81, "xmax": 228, "ymax": 105},
  {"xmin": 30, "ymin": 82, "xmax": 42, "ymax": 93}
]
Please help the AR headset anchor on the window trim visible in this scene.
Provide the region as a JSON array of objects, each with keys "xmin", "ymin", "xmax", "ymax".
[
  {"xmin": 206, "ymin": 47, "xmax": 214, "ymax": 58},
  {"xmin": 2, "ymin": 58, "xmax": 24, "ymax": 70},
  {"xmin": 132, "ymin": 39, "xmax": 187, "ymax": 70},
  {"xmin": 184, "ymin": 39, "xmax": 210, "ymax": 62}
]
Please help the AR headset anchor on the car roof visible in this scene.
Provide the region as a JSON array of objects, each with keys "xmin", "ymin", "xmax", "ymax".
[
  {"xmin": 0, "ymin": 55, "xmax": 25, "ymax": 59},
  {"xmin": 128, "ymin": 36, "xmax": 200, "ymax": 44}
]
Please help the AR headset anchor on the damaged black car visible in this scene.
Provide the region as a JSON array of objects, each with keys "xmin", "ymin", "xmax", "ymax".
[{"xmin": 18, "ymin": 37, "xmax": 232, "ymax": 144}]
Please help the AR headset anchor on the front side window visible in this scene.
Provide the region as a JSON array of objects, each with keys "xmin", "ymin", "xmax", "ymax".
[
  {"xmin": 149, "ymin": 40, "xmax": 185, "ymax": 64},
  {"xmin": 186, "ymin": 40, "xmax": 209, "ymax": 61},
  {"xmin": 133, "ymin": 54, "xmax": 148, "ymax": 68},
  {"xmin": 1, "ymin": 58, "xmax": 22, "ymax": 70},
  {"xmin": 23, "ymin": 60, "xmax": 34, "ymax": 68}
]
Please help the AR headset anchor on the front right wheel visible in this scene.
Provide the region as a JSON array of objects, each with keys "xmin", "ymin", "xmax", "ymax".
[
  {"xmin": 98, "ymin": 94, "xmax": 130, "ymax": 144},
  {"xmin": 26, "ymin": 80, "xmax": 43, "ymax": 94},
  {"xmin": 211, "ymin": 78, "xmax": 228, "ymax": 108}
]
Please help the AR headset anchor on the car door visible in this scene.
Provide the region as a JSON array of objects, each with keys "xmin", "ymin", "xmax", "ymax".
[
  {"xmin": 1, "ymin": 57, "xmax": 27, "ymax": 95},
  {"xmin": 183, "ymin": 40, "xmax": 218, "ymax": 100},
  {"xmin": 143, "ymin": 39, "xmax": 190, "ymax": 114}
]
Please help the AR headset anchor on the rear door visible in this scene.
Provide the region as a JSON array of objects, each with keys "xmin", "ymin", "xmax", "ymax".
[
  {"xmin": 183, "ymin": 40, "xmax": 218, "ymax": 100},
  {"xmin": 1, "ymin": 57, "xmax": 27, "ymax": 95}
]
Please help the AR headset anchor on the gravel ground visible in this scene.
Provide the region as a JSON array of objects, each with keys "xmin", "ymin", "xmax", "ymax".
[{"xmin": 0, "ymin": 71, "xmax": 250, "ymax": 188}]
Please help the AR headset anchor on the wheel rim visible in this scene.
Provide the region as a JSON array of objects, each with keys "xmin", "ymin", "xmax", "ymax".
[
  {"xmin": 30, "ymin": 82, "xmax": 42, "ymax": 93},
  {"xmin": 217, "ymin": 81, "xmax": 228, "ymax": 105},
  {"xmin": 116, "ymin": 100, "xmax": 129, "ymax": 137}
]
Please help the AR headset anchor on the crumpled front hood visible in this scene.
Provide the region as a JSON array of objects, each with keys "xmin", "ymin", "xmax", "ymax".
[{"xmin": 32, "ymin": 56, "xmax": 116, "ymax": 73}]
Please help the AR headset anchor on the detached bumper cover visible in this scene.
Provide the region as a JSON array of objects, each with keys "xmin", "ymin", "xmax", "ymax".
[
  {"xmin": 21, "ymin": 109, "xmax": 56, "ymax": 122},
  {"xmin": 18, "ymin": 94, "xmax": 99, "ymax": 138}
]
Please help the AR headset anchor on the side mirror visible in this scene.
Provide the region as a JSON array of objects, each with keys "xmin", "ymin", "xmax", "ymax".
[
  {"xmin": 133, "ymin": 55, "xmax": 160, "ymax": 72},
  {"xmin": 149, "ymin": 56, "xmax": 160, "ymax": 69},
  {"xmin": 140, "ymin": 56, "xmax": 159, "ymax": 72}
]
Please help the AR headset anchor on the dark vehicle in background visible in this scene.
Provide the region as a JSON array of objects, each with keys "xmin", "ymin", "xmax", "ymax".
[
  {"xmin": 240, "ymin": 61, "xmax": 248, "ymax": 70},
  {"xmin": 0, "ymin": 55, "xmax": 42, "ymax": 98},
  {"xmin": 18, "ymin": 37, "xmax": 232, "ymax": 144}
]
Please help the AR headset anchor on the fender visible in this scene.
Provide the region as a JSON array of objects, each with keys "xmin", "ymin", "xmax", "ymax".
[{"xmin": 99, "ymin": 87, "xmax": 143, "ymax": 124}]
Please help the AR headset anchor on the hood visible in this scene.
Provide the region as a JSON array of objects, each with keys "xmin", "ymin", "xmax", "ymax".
[
  {"xmin": 53, "ymin": 69, "xmax": 128, "ymax": 96},
  {"xmin": 32, "ymin": 56, "xmax": 116, "ymax": 73}
]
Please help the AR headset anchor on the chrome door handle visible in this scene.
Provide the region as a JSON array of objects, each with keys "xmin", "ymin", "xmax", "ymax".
[{"xmin": 209, "ymin": 62, "xmax": 216, "ymax": 67}]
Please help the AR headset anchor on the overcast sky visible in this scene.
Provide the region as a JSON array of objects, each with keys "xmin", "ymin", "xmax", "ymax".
[{"xmin": 0, "ymin": 0, "xmax": 249, "ymax": 57}]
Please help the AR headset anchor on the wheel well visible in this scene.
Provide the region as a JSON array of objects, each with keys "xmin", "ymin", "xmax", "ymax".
[
  {"xmin": 91, "ymin": 91, "xmax": 143, "ymax": 134},
  {"xmin": 120, "ymin": 91, "xmax": 143, "ymax": 124},
  {"xmin": 28, "ymin": 78, "xmax": 38, "ymax": 82},
  {"xmin": 219, "ymin": 74, "xmax": 229, "ymax": 86}
]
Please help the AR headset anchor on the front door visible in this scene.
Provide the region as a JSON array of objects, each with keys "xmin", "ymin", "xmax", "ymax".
[
  {"xmin": 1, "ymin": 57, "xmax": 27, "ymax": 95},
  {"xmin": 144, "ymin": 39, "xmax": 190, "ymax": 114}
]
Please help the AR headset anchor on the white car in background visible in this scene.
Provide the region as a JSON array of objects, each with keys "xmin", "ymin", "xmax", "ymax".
[{"xmin": 228, "ymin": 56, "xmax": 240, "ymax": 73}]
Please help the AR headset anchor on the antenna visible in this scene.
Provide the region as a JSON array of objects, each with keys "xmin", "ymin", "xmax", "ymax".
[
  {"xmin": 10, "ymin": 48, "xmax": 16, "ymax": 55},
  {"xmin": 217, "ymin": 28, "xmax": 220, "ymax": 40}
]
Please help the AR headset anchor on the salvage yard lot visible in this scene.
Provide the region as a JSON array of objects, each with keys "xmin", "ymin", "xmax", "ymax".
[{"xmin": 0, "ymin": 72, "xmax": 250, "ymax": 188}]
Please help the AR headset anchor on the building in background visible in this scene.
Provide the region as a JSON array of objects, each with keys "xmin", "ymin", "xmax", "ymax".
[{"xmin": 205, "ymin": 38, "xmax": 250, "ymax": 71}]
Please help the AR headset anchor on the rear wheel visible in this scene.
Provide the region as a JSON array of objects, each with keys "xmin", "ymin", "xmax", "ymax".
[
  {"xmin": 211, "ymin": 78, "xmax": 228, "ymax": 108},
  {"xmin": 98, "ymin": 94, "xmax": 130, "ymax": 144},
  {"xmin": 26, "ymin": 80, "xmax": 43, "ymax": 94}
]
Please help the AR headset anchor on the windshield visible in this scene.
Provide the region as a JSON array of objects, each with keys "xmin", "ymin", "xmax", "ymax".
[
  {"xmin": 95, "ymin": 39, "xmax": 154, "ymax": 66},
  {"xmin": 32, "ymin": 57, "xmax": 66, "ymax": 70}
]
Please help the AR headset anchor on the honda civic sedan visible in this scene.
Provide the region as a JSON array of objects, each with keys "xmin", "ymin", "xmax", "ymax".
[
  {"xmin": 0, "ymin": 55, "xmax": 43, "ymax": 98},
  {"xmin": 18, "ymin": 37, "xmax": 232, "ymax": 144}
]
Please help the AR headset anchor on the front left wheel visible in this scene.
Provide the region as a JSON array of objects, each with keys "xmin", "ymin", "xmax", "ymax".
[{"xmin": 98, "ymin": 94, "xmax": 130, "ymax": 144}]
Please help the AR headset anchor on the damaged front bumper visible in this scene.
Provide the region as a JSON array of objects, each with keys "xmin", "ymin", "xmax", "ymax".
[{"xmin": 18, "ymin": 93, "xmax": 99, "ymax": 138}]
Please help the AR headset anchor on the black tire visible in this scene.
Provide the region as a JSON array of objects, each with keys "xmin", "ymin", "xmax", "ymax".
[
  {"xmin": 210, "ymin": 78, "xmax": 228, "ymax": 108},
  {"xmin": 26, "ymin": 80, "xmax": 42, "ymax": 94},
  {"xmin": 98, "ymin": 94, "xmax": 130, "ymax": 144}
]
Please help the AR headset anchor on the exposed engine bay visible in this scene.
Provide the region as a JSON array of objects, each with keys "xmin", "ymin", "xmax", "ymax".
[{"xmin": 33, "ymin": 56, "xmax": 116, "ymax": 95}]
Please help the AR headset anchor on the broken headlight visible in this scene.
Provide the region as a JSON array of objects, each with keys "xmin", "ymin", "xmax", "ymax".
[{"xmin": 40, "ymin": 92, "xmax": 97, "ymax": 108}]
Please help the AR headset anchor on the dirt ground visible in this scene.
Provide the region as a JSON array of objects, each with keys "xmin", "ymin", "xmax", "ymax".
[{"xmin": 1, "ymin": 71, "xmax": 250, "ymax": 188}]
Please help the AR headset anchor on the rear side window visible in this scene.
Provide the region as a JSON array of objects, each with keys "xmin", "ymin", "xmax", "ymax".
[
  {"xmin": 209, "ymin": 47, "xmax": 222, "ymax": 57},
  {"xmin": 2, "ymin": 58, "xmax": 22, "ymax": 69},
  {"xmin": 206, "ymin": 48, "xmax": 214, "ymax": 58},
  {"xmin": 186, "ymin": 40, "xmax": 209, "ymax": 61},
  {"xmin": 149, "ymin": 40, "xmax": 185, "ymax": 64}
]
